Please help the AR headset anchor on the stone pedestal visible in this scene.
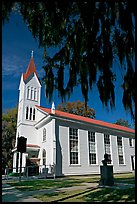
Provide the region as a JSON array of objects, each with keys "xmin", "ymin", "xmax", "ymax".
[{"xmin": 99, "ymin": 165, "xmax": 114, "ymax": 186}]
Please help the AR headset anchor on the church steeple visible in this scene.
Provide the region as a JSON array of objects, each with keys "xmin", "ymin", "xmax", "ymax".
[
  {"xmin": 17, "ymin": 52, "xmax": 41, "ymax": 126},
  {"xmin": 23, "ymin": 51, "xmax": 38, "ymax": 81}
]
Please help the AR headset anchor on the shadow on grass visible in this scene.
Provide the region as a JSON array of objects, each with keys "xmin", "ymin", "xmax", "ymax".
[
  {"xmin": 7, "ymin": 178, "xmax": 85, "ymax": 191},
  {"xmin": 114, "ymin": 177, "xmax": 135, "ymax": 184},
  {"xmin": 84, "ymin": 187, "xmax": 135, "ymax": 202}
]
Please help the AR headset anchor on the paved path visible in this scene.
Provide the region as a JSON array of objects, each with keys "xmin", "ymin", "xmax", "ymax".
[
  {"xmin": 2, "ymin": 183, "xmax": 43, "ymax": 202},
  {"xmin": 2, "ymin": 177, "xmax": 135, "ymax": 202}
]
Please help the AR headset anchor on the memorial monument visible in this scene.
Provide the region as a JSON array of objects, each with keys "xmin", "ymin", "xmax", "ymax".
[{"xmin": 99, "ymin": 153, "xmax": 114, "ymax": 186}]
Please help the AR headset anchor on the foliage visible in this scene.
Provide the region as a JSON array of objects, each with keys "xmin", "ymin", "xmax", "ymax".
[
  {"xmin": 57, "ymin": 100, "xmax": 95, "ymax": 118},
  {"xmin": 2, "ymin": 1, "xmax": 135, "ymax": 119},
  {"xmin": 115, "ymin": 118, "xmax": 131, "ymax": 127},
  {"xmin": 2, "ymin": 107, "xmax": 18, "ymax": 168}
]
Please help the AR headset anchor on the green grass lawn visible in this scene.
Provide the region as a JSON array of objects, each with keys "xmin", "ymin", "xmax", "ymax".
[
  {"xmin": 64, "ymin": 187, "xmax": 135, "ymax": 202},
  {"xmin": 7, "ymin": 178, "xmax": 89, "ymax": 191},
  {"xmin": 7, "ymin": 175, "xmax": 101, "ymax": 191},
  {"xmin": 6, "ymin": 173, "xmax": 135, "ymax": 202},
  {"xmin": 34, "ymin": 189, "xmax": 88, "ymax": 202}
]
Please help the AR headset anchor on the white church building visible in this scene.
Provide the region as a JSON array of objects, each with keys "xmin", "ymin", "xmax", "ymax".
[{"xmin": 12, "ymin": 54, "xmax": 135, "ymax": 177}]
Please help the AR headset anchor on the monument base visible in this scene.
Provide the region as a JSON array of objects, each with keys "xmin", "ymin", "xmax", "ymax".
[{"xmin": 99, "ymin": 165, "xmax": 114, "ymax": 186}]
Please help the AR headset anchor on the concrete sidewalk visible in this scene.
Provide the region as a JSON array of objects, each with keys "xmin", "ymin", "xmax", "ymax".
[{"xmin": 2, "ymin": 183, "xmax": 43, "ymax": 202}]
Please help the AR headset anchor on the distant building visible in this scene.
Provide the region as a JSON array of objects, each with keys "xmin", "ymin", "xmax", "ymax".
[{"xmin": 12, "ymin": 54, "xmax": 135, "ymax": 176}]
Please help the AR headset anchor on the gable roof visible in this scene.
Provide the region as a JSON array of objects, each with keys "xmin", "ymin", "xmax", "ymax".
[
  {"xmin": 36, "ymin": 106, "xmax": 135, "ymax": 134},
  {"xmin": 23, "ymin": 57, "xmax": 38, "ymax": 81}
]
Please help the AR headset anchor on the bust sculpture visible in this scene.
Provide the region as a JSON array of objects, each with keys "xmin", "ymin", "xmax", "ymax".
[{"xmin": 102, "ymin": 153, "xmax": 111, "ymax": 166}]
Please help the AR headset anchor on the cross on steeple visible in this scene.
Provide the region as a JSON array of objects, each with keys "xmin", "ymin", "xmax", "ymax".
[{"xmin": 31, "ymin": 50, "xmax": 34, "ymax": 58}]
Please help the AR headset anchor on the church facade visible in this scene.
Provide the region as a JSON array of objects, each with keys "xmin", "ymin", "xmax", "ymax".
[{"xmin": 12, "ymin": 55, "xmax": 135, "ymax": 177}]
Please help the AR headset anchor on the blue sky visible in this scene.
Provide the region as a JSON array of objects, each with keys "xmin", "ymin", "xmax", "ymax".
[{"xmin": 2, "ymin": 11, "xmax": 134, "ymax": 128}]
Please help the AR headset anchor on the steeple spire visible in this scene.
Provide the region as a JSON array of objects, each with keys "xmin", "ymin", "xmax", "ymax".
[{"xmin": 23, "ymin": 51, "xmax": 38, "ymax": 81}]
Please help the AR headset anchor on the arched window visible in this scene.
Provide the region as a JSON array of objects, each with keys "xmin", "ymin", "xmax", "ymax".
[
  {"xmin": 29, "ymin": 107, "xmax": 32, "ymax": 120},
  {"xmin": 43, "ymin": 149, "xmax": 46, "ymax": 165},
  {"xmin": 30, "ymin": 87, "xmax": 34, "ymax": 100},
  {"xmin": 33, "ymin": 108, "xmax": 35, "ymax": 121},
  {"xmin": 26, "ymin": 106, "xmax": 29, "ymax": 119},
  {"xmin": 27, "ymin": 86, "xmax": 30, "ymax": 99},
  {"xmin": 43, "ymin": 128, "xmax": 46, "ymax": 141},
  {"xmin": 34, "ymin": 88, "xmax": 37, "ymax": 101}
]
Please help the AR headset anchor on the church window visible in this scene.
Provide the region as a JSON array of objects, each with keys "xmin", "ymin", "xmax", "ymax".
[
  {"xmin": 129, "ymin": 138, "xmax": 133, "ymax": 147},
  {"xmin": 29, "ymin": 107, "xmax": 32, "ymax": 120},
  {"xmin": 43, "ymin": 149, "xmax": 46, "ymax": 165},
  {"xmin": 43, "ymin": 128, "xmax": 46, "ymax": 141},
  {"xmin": 26, "ymin": 107, "xmax": 29, "ymax": 119},
  {"xmin": 34, "ymin": 88, "xmax": 37, "ymax": 101},
  {"xmin": 30, "ymin": 87, "xmax": 34, "ymax": 100},
  {"xmin": 69, "ymin": 128, "xmax": 79, "ymax": 164},
  {"xmin": 88, "ymin": 131, "xmax": 96, "ymax": 164},
  {"xmin": 104, "ymin": 134, "xmax": 112, "ymax": 164},
  {"xmin": 27, "ymin": 86, "xmax": 30, "ymax": 99},
  {"xmin": 117, "ymin": 136, "xmax": 124, "ymax": 165},
  {"xmin": 33, "ymin": 108, "xmax": 35, "ymax": 121}
]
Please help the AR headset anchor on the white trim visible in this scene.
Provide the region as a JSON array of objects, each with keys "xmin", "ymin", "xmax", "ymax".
[
  {"xmin": 69, "ymin": 127, "xmax": 79, "ymax": 165},
  {"xmin": 78, "ymin": 129, "xmax": 80, "ymax": 165},
  {"xmin": 117, "ymin": 136, "xmax": 125, "ymax": 165},
  {"xmin": 87, "ymin": 131, "xmax": 98, "ymax": 165},
  {"xmin": 69, "ymin": 164, "xmax": 82, "ymax": 167},
  {"xmin": 87, "ymin": 131, "xmax": 89, "ymax": 166},
  {"xmin": 122, "ymin": 137, "xmax": 126, "ymax": 165},
  {"xmin": 95, "ymin": 132, "xmax": 98, "ymax": 165},
  {"xmin": 68, "ymin": 127, "xmax": 70, "ymax": 166},
  {"xmin": 35, "ymin": 115, "xmax": 51, "ymax": 129},
  {"xmin": 110, "ymin": 135, "xmax": 113, "ymax": 165}
]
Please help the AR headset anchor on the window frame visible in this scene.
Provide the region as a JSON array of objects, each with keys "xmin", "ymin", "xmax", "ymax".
[
  {"xmin": 88, "ymin": 131, "xmax": 97, "ymax": 165},
  {"xmin": 34, "ymin": 88, "xmax": 37, "ymax": 101},
  {"xmin": 69, "ymin": 128, "xmax": 79, "ymax": 165},
  {"xmin": 33, "ymin": 108, "xmax": 35, "ymax": 121},
  {"xmin": 104, "ymin": 134, "xmax": 112, "ymax": 164},
  {"xmin": 117, "ymin": 136, "xmax": 125, "ymax": 165},
  {"xmin": 30, "ymin": 87, "xmax": 34, "ymax": 100},
  {"xmin": 26, "ymin": 106, "xmax": 29, "ymax": 120},
  {"xmin": 27, "ymin": 86, "xmax": 30, "ymax": 99},
  {"xmin": 29, "ymin": 107, "xmax": 32, "ymax": 120},
  {"xmin": 129, "ymin": 138, "xmax": 133, "ymax": 147},
  {"xmin": 42, "ymin": 149, "xmax": 46, "ymax": 165}
]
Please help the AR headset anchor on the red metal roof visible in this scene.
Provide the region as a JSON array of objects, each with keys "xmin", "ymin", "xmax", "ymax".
[
  {"xmin": 27, "ymin": 144, "xmax": 40, "ymax": 148},
  {"xmin": 23, "ymin": 57, "xmax": 38, "ymax": 81},
  {"xmin": 36, "ymin": 105, "xmax": 135, "ymax": 134}
]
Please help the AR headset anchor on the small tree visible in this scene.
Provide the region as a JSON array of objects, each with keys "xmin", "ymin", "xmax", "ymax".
[
  {"xmin": 2, "ymin": 107, "xmax": 17, "ymax": 169},
  {"xmin": 57, "ymin": 100, "xmax": 96, "ymax": 119},
  {"xmin": 115, "ymin": 118, "xmax": 131, "ymax": 128}
]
